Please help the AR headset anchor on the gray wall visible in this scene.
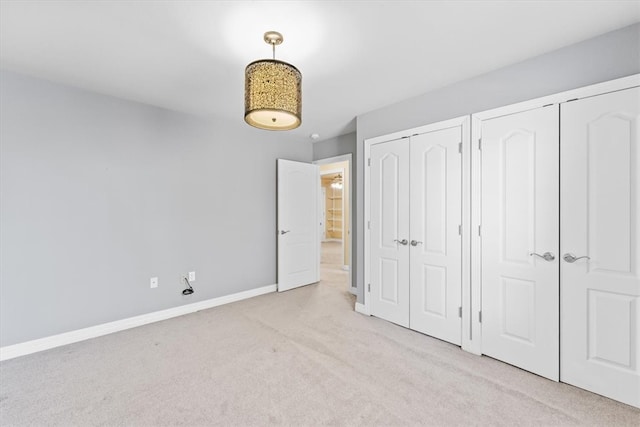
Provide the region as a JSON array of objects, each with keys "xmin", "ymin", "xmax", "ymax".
[
  {"xmin": 312, "ymin": 132, "xmax": 357, "ymax": 161},
  {"xmin": 354, "ymin": 23, "xmax": 640, "ymax": 303},
  {"xmin": 0, "ymin": 70, "xmax": 312, "ymax": 346}
]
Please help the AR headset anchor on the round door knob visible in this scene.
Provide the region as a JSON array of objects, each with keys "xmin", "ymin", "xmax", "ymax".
[{"xmin": 410, "ymin": 240, "xmax": 423, "ymax": 246}]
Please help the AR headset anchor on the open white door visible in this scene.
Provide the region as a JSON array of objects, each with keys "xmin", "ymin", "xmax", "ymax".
[
  {"xmin": 561, "ymin": 87, "xmax": 640, "ymax": 408},
  {"xmin": 277, "ymin": 159, "xmax": 320, "ymax": 292},
  {"xmin": 480, "ymin": 105, "xmax": 560, "ymax": 381},
  {"xmin": 409, "ymin": 125, "xmax": 463, "ymax": 345},
  {"xmin": 370, "ymin": 138, "xmax": 410, "ymax": 327}
]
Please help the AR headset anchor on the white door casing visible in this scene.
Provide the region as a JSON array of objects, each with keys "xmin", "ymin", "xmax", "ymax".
[
  {"xmin": 560, "ymin": 87, "xmax": 640, "ymax": 408},
  {"xmin": 320, "ymin": 187, "xmax": 326, "ymax": 242},
  {"xmin": 409, "ymin": 127, "xmax": 463, "ymax": 345},
  {"xmin": 314, "ymin": 153, "xmax": 354, "ymax": 290},
  {"xmin": 480, "ymin": 105, "xmax": 560, "ymax": 381},
  {"xmin": 370, "ymin": 138, "xmax": 410, "ymax": 327},
  {"xmin": 277, "ymin": 159, "xmax": 320, "ymax": 292}
]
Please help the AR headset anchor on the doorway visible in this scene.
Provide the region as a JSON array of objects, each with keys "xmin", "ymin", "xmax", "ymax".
[{"xmin": 314, "ymin": 154, "xmax": 353, "ymax": 294}]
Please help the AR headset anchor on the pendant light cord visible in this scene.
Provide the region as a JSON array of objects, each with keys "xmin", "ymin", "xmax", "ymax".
[{"xmin": 272, "ymin": 42, "xmax": 276, "ymax": 60}]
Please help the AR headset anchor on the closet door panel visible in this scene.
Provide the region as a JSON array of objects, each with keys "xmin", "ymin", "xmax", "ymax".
[
  {"xmin": 409, "ymin": 126, "xmax": 462, "ymax": 345},
  {"xmin": 370, "ymin": 139, "xmax": 410, "ymax": 327},
  {"xmin": 561, "ymin": 86, "xmax": 640, "ymax": 408},
  {"xmin": 481, "ymin": 106, "xmax": 559, "ymax": 381}
]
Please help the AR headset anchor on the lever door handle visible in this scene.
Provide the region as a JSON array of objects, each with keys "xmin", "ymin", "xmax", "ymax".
[
  {"xmin": 563, "ymin": 253, "xmax": 590, "ymax": 263},
  {"xmin": 530, "ymin": 252, "xmax": 555, "ymax": 261},
  {"xmin": 394, "ymin": 239, "xmax": 408, "ymax": 245},
  {"xmin": 410, "ymin": 240, "xmax": 423, "ymax": 246},
  {"xmin": 280, "ymin": 230, "xmax": 290, "ymax": 235}
]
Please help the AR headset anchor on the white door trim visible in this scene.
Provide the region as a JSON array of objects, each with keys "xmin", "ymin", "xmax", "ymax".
[
  {"xmin": 314, "ymin": 154, "xmax": 353, "ymax": 292},
  {"xmin": 470, "ymin": 73, "xmax": 640, "ymax": 358},
  {"xmin": 364, "ymin": 116, "xmax": 471, "ymax": 348}
]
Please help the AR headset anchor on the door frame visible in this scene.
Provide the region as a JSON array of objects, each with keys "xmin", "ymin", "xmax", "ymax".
[
  {"xmin": 314, "ymin": 154, "xmax": 354, "ymax": 293},
  {"xmin": 363, "ymin": 115, "xmax": 472, "ymax": 349},
  {"xmin": 320, "ymin": 187, "xmax": 327, "ymax": 241},
  {"xmin": 319, "ymin": 166, "xmax": 345, "ymax": 246},
  {"xmin": 470, "ymin": 73, "xmax": 640, "ymax": 356}
]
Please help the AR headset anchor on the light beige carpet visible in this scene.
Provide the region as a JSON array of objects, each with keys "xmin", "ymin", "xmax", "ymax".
[
  {"xmin": 321, "ymin": 241, "xmax": 348, "ymax": 288},
  {"xmin": 1, "ymin": 245, "xmax": 638, "ymax": 426}
]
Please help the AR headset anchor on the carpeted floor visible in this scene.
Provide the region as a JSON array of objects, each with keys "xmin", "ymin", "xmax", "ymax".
[
  {"xmin": 1, "ymin": 243, "xmax": 638, "ymax": 426},
  {"xmin": 320, "ymin": 240, "xmax": 348, "ymax": 287}
]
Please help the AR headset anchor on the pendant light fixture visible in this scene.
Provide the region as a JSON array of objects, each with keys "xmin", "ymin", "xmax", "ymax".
[
  {"xmin": 331, "ymin": 174, "xmax": 343, "ymax": 190},
  {"xmin": 244, "ymin": 31, "xmax": 302, "ymax": 131}
]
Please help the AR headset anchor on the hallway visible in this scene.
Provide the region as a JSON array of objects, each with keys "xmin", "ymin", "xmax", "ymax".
[{"xmin": 320, "ymin": 241, "xmax": 350, "ymax": 293}]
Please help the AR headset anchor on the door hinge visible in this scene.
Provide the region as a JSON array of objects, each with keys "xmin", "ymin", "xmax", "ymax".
[
  {"xmin": 478, "ymin": 138, "xmax": 482, "ymax": 150},
  {"xmin": 458, "ymin": 142, "xmax": 462, "ymax": 153},
  {"xmin": 367, "ymin": 158, "xmax": 371, "ymax": 167},
  {"xmin": 458, "ymin": 306, "xmax": 462, "ymax": 318},
  {"xmin": 478, "ymin": 225, "xmax": 482, "ymax": 236},
  {"xmin": 368, "ymin": 283, "xmax": 371, "ymax": 292},
  {"xmin": 479, "ymin": 311, "xmax": 482, "ymax": 323},
  {"xmin": 458, "ymin": 224, "xmax": 462, "ymax": 236}
]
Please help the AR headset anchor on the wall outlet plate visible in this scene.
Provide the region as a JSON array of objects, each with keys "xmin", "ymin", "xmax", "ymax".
[
  {"xmin": 150, "ymin": 277, "xmax": 158, "ymax": 288},
  {"xmin": 188, "ymin": 271, "xmax": 196, "ymax": 282}
]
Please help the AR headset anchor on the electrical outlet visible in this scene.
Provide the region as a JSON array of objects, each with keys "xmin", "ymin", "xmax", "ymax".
[
  {"xmin": 150, "ymin": 277, "xmax": 158, "ymax": 288},
  {"xmin": 188, "ymin": 271, "xmax": 196, "ymax": 282}
]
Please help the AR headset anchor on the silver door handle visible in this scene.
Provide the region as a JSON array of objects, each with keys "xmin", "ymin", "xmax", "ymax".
[
  {"xmin": 563, "ymin": 253, "xmax": 590, "ymax": 263},
  {"xmin": 530, "ymin": 252, "xmax": 555, "ymax": 261},
  {"xmin": 410, "ymin": 240, "xmax": 423, "ymax": 246},
  {"xmin": 394, "ymin": 239, "xmax": 408, "ymax": 245},
  {"xmin": 280, "ymin": 230, "xmax": 290, "ymax": 235}
]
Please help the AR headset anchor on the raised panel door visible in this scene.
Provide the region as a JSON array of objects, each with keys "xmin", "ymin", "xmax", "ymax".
[
  {"xmin": 409, "ymin": 126, "xmax": 463, "ymax": 345},
  {"xmin": 481, "ymin": 106, "xmax": 560, "ymax": 381},
  {"xmin": 370, "ymin": 139, "xmax": 410, "ymax": 327},
  {"xmin": 277, "ymin": 159, "xmax": 320, "ymax": 291},
  {"xmin": 561, "ymin": 87, "xmax": 640, "ymax": 408}
]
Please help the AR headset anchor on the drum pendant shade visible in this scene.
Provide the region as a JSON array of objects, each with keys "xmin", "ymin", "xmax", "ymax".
[{"xmin": 244, "ymin": 32, "xmax": 302, "ymax": 131}]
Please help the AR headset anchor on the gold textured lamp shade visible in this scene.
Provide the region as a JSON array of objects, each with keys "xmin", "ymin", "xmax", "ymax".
[{"xmin": 244, "ymin": 32, "xmax": 302, "ymax": 131}]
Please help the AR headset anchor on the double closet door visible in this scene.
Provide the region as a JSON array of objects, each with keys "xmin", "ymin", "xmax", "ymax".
[
  {"xmin": 479, "ymin": 87, "xmax": 639, "ymax": 406},
  {"xmin": 369, "ymin": 121, "xmax": 464, "ymax": 346}
]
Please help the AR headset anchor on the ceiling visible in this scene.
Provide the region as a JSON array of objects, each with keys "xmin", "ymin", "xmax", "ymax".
[{"xmin": 1, "ymin": 1, "xmax": 638, "ymax": 141}]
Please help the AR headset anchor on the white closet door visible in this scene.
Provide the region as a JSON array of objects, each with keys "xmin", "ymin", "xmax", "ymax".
[
  {"xmin": 561, "ymin": 87, "xmax": 640, "ymax": 408},
  {"xmin": 370, "ymin": 138, "xmax": 410, "ymax": 327},
  {"xmin": 481, "ymin": 106, "xmax": 560, "ymax": 381},
  {"xmin": 409, "ymin": 127, "xmax": 462, "ymax": 345},
  {"xmin": 277, "ymin": 159, "xmax": 319, "ymax": 292}
]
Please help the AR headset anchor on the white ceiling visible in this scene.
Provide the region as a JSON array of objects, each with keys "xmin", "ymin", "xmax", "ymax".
[{"xmin": 1, "ymin": 1, "xmax": 639, "ymax": 141}]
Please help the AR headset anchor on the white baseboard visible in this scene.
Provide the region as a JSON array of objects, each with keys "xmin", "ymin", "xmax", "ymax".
[
  {"xmin": 349, "ymin": 286, "xmax": 357, "ymax": 296},
  {"xmin": 355, "ymin": 302, "xmax": 370, "ymax": 316},
  {"xmin": 342, "ymin": 265, "xmax": 350, "ymax": 271},
  {"xmin": 0, "ymin": 284, "xmax": 277, "ymax": 362}
]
